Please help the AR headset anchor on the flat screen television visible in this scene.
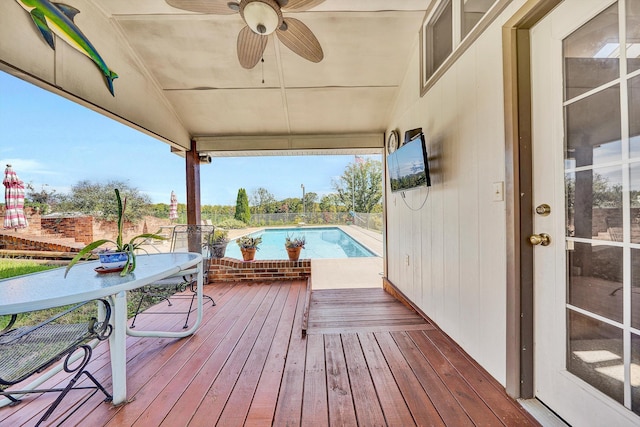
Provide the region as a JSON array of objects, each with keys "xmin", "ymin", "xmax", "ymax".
[{"xmin": 388, "ymin": 132, "xmax": 431, "ymax": 193}]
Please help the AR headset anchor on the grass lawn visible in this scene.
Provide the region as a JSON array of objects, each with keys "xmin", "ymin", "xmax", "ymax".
[{"xmin": 0, "ymin": 258, "xmax": 57, "ymax": 279}]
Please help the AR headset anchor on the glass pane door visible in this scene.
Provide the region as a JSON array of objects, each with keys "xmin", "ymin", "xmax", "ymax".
[{"xmin": 563, "ymin": 0, "xmax": 640, "ymax": 414}]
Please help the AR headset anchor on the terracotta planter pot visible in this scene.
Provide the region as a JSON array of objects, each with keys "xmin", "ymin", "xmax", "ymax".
[
  {"xmin": 286, "ymin": 246, "xmax": 302, "ymax": 261},
  {"xmin": 241, "ymin": 247, "xmax": 257, "ymax": 261}
]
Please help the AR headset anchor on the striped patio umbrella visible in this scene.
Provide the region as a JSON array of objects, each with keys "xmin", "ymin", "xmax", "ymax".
[
  {"xmin": 3, "ymin": 164, "xmax": 28, "ymax": 230},
  {"xmin": 169, "ymin": 190, "xmax": 178, "ymax": 222}
]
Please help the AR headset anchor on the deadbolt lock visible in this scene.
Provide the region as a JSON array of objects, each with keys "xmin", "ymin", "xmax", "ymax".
[
  {"xmin": 529, "ymin": 233, "xmax": 551, "ymax": 246},
  {"xmin": 535, "ymin": 204, "xmax": 551, "ymax": 216}
]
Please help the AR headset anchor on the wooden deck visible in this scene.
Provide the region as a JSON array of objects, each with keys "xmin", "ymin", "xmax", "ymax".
[{"xmin": 1, "ymin": 282, "xmax": 539, "ymax": 426}]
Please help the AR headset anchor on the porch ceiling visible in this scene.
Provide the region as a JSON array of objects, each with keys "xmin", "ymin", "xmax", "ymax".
[
  {"xmin": 110, "ymin": 0, "xmax": 427, "ymax": 153},
  {"xmin": 2, "ymin": 0, "xmax": 429, "ymax": 154}
]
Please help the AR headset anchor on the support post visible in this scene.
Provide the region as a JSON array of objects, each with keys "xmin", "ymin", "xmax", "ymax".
[{"xmin": 186, "ymin": 139, "xmax": 201, "ymax": 226}]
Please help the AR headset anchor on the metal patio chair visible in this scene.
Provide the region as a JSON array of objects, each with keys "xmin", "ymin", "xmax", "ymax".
[
  {"xmin": 130, "ymin": 224, "xmax": 216, "ymax": 329},
  {"xmin": 0, "ymin": 299, "xmax": 112, "ymax": 426}
]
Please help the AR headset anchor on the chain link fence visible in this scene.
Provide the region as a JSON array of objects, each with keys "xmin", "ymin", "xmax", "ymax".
[
  {"xmin": 351, "ymin": 213, "xmax": 383, "ymax": 232},
  {"xmin": 200, "ymin": 212, "xmax": 383, "ymax": 233}
]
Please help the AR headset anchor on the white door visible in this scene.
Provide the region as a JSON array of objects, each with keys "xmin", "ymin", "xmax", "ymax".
[{"xmin": 531, "ymin": 0, "xmax": 640, "ymax": 425}]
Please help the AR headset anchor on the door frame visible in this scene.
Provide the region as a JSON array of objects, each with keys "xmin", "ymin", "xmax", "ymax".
[{"xmin": 502, "ymin": 0, "xmax": 562, "ymax": 399}]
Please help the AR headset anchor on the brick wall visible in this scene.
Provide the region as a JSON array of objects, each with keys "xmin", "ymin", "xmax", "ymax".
[
  {"xmin": 41, "ymin": 216, "xmax": 93, "ymax": 244},
  {"xmin": 0, "ymin": 234, "xmax": 78, "ymax": 252},
  {"xmin": 91, "ymin": 217, "xmax": 169, "ymax": 242},
  {"xmin": 208, "ymin": 257, "xmax": 311, "ymax": 282},
  {"xmin": 1, "ymin": 203, "xmax": 167, "ymax": 253}
]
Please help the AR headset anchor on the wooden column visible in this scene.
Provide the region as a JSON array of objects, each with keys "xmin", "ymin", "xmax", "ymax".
[{"xmin": 186, "ymin": 139, "xmax": 201, "ymax": 226}]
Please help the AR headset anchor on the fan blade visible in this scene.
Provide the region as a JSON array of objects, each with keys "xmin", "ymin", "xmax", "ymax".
[
  {"xmin": 276, "ymin": 18, "xmax": 323, "ymax": 63},
  {"xmin": 166, "ymin": 0, "xmax": 237, "ymax": 14},
  {"xmin": 281, "ymin": 0, "xmax": 324, "ymax": 11},
  {"xmin": 237, "ymin": 26, "xmax": 268, "ymax": 69}
]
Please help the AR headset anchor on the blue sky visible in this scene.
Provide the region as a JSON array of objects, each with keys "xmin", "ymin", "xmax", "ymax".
[{"xmin": 0, "ymin": 71, "xmax": 380, "ymax": 206}]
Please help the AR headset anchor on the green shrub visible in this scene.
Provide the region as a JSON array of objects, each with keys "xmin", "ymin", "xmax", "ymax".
[
  {"xmin": 216, "ymin": 218, "xmax": 247, "ymax": 229},
  {"xmin": 235, "ymin": 188, "xmax": 251, "ymax": 223}
]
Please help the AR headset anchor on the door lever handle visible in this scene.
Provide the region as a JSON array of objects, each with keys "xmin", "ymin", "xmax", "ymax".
[{"xmin": 529, "ymin": 233, "xmax": 551, "ymax": 246}]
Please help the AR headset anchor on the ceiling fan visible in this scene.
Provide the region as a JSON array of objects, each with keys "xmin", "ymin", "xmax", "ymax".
[{"xmin": 166, "ymin": 0, "xmax": 325, "ymax": 69}]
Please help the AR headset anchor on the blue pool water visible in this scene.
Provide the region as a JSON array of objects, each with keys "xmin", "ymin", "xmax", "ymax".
[{"xmin": 224, "ymin": 227, "xmax": 375, "ymax": 260}]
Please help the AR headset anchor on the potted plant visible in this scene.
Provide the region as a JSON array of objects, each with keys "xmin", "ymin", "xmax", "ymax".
[
  {"xmin": 65, "ymin": 189, "xmax": 166, "ymax": 277},
  {"xmin": 235, "ymin": 235, "xmax": 262, "ymax": 261},
  {"xmin": 204, "ymin": 228, "xmax": 230, "ymax": 258},
  {"xmin": 284, "ymin": 234, "xmax": 305, "ymax": 261}
]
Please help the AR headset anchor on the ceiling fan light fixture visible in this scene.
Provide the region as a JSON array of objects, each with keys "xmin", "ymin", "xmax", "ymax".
[{"xmin": 241, "ymin": 0, "xmax": 282, "ymax": 35}]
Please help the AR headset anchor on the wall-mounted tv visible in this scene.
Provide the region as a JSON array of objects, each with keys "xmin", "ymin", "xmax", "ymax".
[{"xmin": 388, "ymin": 132, "xmax": 431, "ymax": 193}]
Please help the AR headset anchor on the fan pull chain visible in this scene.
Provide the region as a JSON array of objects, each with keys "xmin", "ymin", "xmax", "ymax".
[{"xmin": 261, "ymin": 58, "xmax": 265, "ymax": 84}]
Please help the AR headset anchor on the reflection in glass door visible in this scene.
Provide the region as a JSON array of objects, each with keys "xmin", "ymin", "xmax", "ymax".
[{"xmin": 563, "ymin": 1, "xmax": 640, "ymax": 414}]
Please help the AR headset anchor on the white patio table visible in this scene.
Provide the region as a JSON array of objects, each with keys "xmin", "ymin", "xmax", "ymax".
[{"xmin": 0, "ymin": 252, "xmax": 203, "ymax": 405}]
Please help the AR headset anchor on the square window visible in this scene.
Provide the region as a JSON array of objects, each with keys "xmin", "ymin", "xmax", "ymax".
[
  {"xmin": 420, "ymin": 0, "xmax": 508, "ymax": 95},
  {"xmin": 424, "ymin": 0, "xmax": 453, "ymax": 81},
  {"xmin": 463, "ymin": 0, "xmax": 498, "ymax": 38}
]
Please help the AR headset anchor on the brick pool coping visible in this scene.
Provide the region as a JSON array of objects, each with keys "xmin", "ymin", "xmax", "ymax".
[{"xmin": 208, "ymin": 257, "xmax": 311, "ymax": 282}]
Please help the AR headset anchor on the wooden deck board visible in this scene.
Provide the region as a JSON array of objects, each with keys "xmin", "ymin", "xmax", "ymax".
[
  {"xmin": 358, "ymin": 331, "xmax": 416, "ymax": 426},
  {"xmin": 149, "ymin": 285, "xmax": 275, "ymax": 427},
  {"xmin": 325, "ymin": 334, "xmax": 358, "ymax": 426},
  {"xmin": 188, "ymin": 285, "xmax": 283, "ymax": 425},
  {"xmin": 375, "ymin": 331, "xmax": 446, "ymax": 427},
  {"xmin": 1, "ymin": 283, "xmax": 540, "ymax": 427},
  {"xmin": 244, "ymin": 283, "xmax": 301, "ymax": 426},
  {"xmin": 106, "ymin": 283, "xmax": 263, "ymax": 427},
  {"xmin": 401, "ymin": 330, "xmax": 503, "ymax": 425},
  {"xmin": 306, "ymin": 323, "xmax": 435, "ymax": 335},
  {"xmin": 392, "ymin": 331, "xmax": 475, "ymax": 426},
  {"xmin": 271, "ymin": 282, "xmax": 308, "ymax": 426},
  {"xmin": 421, "ymin": 329, "xmax": 538, "ymax": 426},
  {"xmin": 342, "ymin": 333, "xmax": 387, "ymax": 426},
  {"xmin": 301, "ymin": 334, "xmax": 329, "ymax": 426},
  {"xmin": 216, "ymin": 284, "xmax": 292, "ymax": 426}
]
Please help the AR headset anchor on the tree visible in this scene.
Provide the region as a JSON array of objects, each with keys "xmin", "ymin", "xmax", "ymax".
[
  {"xmin": 319, "ymin": 193, "xmax": 340, "ymax": 213},
  {"xmin": 302, "ymin": 191, "xmax": 318, "ymax": 213},
  {"xmin": 57, "ymin": 180, "xmax": 151, "ymax": 222},
  {"xmin": 592, "ymin": 173, "xmax": 622, "ymax": 207},
  {"xmin": 234, "ymin": 188, "xmax": 251, "ymax": 223},
  {"xmin": 332, "ymin": 158, "xmax": 383, "ymax": 213},
  {"xmin": 150, "ymin": 203, "xmax": 170, "ymax": 218},
  {"xmin": 250, "ymin": 187, "xmax": 277, "ymax": 214},
  {"xmin": 278, "ymin": 197, "xmax": 301, "ymax": 213},
  {"xmin": 566, "ymin": 172, "xmax": 624, "ymax": 211},
  {"xmin": 25, "ymin": 182, "xmax": 59, "ymax": 214}
]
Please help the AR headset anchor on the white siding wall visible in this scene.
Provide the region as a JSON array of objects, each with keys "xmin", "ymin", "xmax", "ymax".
[{"xmin": 385, "ymin": 2, "xmax": 524, "ymax": 385}]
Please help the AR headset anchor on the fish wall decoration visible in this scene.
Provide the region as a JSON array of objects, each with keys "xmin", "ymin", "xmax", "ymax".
[{"xmin": 14, "ymin": 0, "xmax": 118, "ymax": 96}]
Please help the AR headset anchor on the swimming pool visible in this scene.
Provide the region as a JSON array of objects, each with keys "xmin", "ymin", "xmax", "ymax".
[{"xmin": 224, "ymin": 227, "xmax": 376, "ymax": 260}]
